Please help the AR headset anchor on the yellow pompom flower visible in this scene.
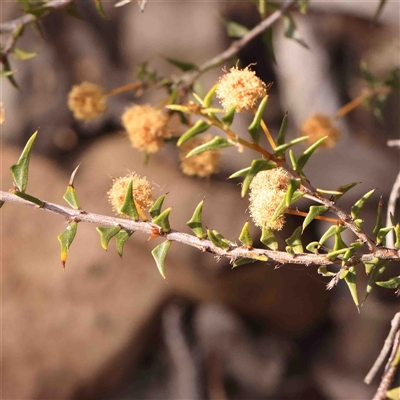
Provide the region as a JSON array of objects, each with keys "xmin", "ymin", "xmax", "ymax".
[
  {"xmin": 301, "ymin": 114, "xmax": 341, "ymax": 148},
  {"xmin": 67, "ymin": 81, "xmax": 107, "ymax": 121},
  {"xmin": 249, "ymin": 168, "xmax": 290, "ymax": 231},
  {"xmin": 180, "ymin": 134, "xmax": 220, "ymax": 178},
  {"xmin": 122, "ymin": 104, "xmax": 171, "ymax": 153},
  {"xmin": 108, "ymin": 173, "xmax": 153, "ymax": 217},
  {"xmin": 216, "ymin": 65, "xmax": 268, "ymax": 112}
]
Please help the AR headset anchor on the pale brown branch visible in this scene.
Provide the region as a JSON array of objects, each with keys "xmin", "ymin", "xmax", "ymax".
[
  {"xmin": 1, "ymin": 190, "xmax": 399, "ymax": 266},
  {"xmin": 365, "ymin": 312, "xmax": 400, "ymax": 385},
  {"xmin": 0, "ymin": 0, "xmax": 74, "ymax": 57},
  {"xmin": 178, "ymin": 0, "xmax": 295, "ymax": 89}
]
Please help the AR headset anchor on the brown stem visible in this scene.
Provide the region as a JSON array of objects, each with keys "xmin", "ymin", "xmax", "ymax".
[
  {"xmin": 1, "ymin": 190, "xmax": 399, "ymax": 266},
  {"xmin": 285, "ymin": 209, "xmax": 342, "ymax": 224}
]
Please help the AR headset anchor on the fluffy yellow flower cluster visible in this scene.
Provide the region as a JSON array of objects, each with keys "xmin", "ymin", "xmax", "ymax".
[
  {"xmin": 108, "ymin": 173, "xmax": 153, "ymax": 217},
  {"xmin": 301, "ymin": 114, "xmax": 341, "ymax": 148},
  {"xmin": 216, "ymin": 66, "xmax": 267, "ymax": 112},
  {"xmin": 249, "ymin": 168, "xmax": 290, "ymax": 231},
  {"xmin": 121, "ymin": 104, "xmax": 171, "ymax": 153},
  {"xmin": 67, "ymin": 81, "xmax": 107, "ymax": 121}
]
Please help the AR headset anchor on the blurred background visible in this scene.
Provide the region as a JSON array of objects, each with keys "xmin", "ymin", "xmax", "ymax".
[{"xmin": 1, "ymin": 1, "xmax": 399, "ymax": 399}]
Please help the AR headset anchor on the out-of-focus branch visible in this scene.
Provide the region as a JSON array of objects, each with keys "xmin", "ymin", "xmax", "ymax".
[
  {"xmin": 0, "ymin": 0, "xmax": 73, "ymax": 57},
  {"xmin": 365, "ymin": 313, "xmax": 400, "ymax": 385},
  {"xmin": 178, "ymin": 0, "xmax": 295, "ymax": 89},
  {"xmin": 386, "ymin": 139, "xmax": 400, "ymax": 248},
  {"xmin": 1, "ymin": 190, "xmax": 399, "ymax": 266}
]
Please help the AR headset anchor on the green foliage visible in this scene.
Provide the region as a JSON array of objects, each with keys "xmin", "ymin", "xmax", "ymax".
[
  {"xmin": 177, "ymin": 120, "xmax": 210, "ymax": 146},
  {"xmin": 186, "ymin": 136, "xmax": 232, "ymax": 158},
  {"xmin": 248, "ymin": 96, "xmax": 268, "ymax": 143},
  {"xmin": 149, "ymin": 194, "xmax": 167, "ymax": 220},
  {"xmin": 207, "ymin": 229, "xmax": 231, "ymax": 251},
  {"xmin": 219, "ymin": 15, "xmax": 249, "ymax": 38},
  {"xmin": 10, "ymin": 131, "xmax": 37, "ymax": 192},
  {"xmin": 285, "ymin": 226, "xmax": 303, "ymax": 255},
  {"xmin": 96, "ymin": 226, "xmax": 121, "ymax": 250},
  {"xmin": 241, "ymin": 159, "xmax": 276, "ymax": 197},
  {"xmin": 187, "ymin": 200, "xmax": 205, "ymax": 239},
  {"xmin": 302, "ymin": 206, "xmax": 328, "ymax": 232},
  {"xmin": 239, "ymin": 221, "xmax": 253, "ymax": 248},
  {"xmin": 119, "ymin": 179, "xmax": 140, "ymax": 221},
  {"xmin": 58, "ymin": 221, "xmax": 78, "ymax": 269},
  {"xmin": 63, "ymin": 165, "xmax": 81, "ymax": 210},
  {"xmin": 153, "ymin": 208, "xmax": 172, "ymax": 233},
  {"xmin": 261, "ymin": 225, "xmax": 278, "ymax": 250},
  {"xmin": 152, "ymin": 240, "xmax": 172, "ymax": 279},
  {"xmin": 115, "ymin": 229, "xmax": 133, "ymax": 257}
]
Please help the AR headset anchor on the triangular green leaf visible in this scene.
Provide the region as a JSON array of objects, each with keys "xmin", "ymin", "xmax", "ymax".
[
  {"xmin": 149, "ymin": 194, "xmax": 166, "ymax": 220},
  {"xmin": 187, "ymin": 200, "xmax": 205, "ymax": 239},
  {"xmin": 151, "ymin": 240, "xmax": 172, "ymax": 279},
  {"xmin": 2, "ymin": 55, "xmax": 19, "ymax": 88},
  {"xmin": 364, "ymin": 260, "xmax": 388, "ymax": 301},
  {"xmin": 232, "ymin": 258, "xmax": 256, "ymax": 268},
  {"xmin": 341, "ymin": 242, "xmax": 363, "ymax": 266},
  {"xmin": 239, "ymin": 221, "xmax": 253, "ymax": 248},
  {"xmin": 289, "ymin": 149, "xmax": 297, "ymax": 170},
  {"xmin": 285, "ymin": 226, "xmax": 303, "ymax": 254},
  {"xmin": 153, "ymin": 207, "xmax": 172, "ymax": 233},
  {"xmin": 319, "ymin": 225, "xmax": 344, "ymax": 246},
  {"xmin": 177, "ymin": 120, "xmax": 210, "ymax": 146},
  {"xmin": 186, "ymin": 136, "xmax": 232, "ymax": 158},
  {"xmin": 271, "ymin": 191, "xmax": 303, "ymax": 222},
  {"xmin": 276, "ymin": 112, "xmax": 288, "ymax": 146},
  {"xmin": 228, "ymin": 167, "xmax": 251, "ymax": 179},
  {"xmin": 203, "ymin": 83, "xmax": 219, "ymax": 108},
  {"xmin": 351, "ymin": 189, "xmax": 375, "ymax": 219},
  {"xmin": 63, "ymin": 164, "xmax": 81, "ymax": 209},
  {"xmin": 344, "ymin": 266, "xmax": 359, "ymax": 307},
  {"xmin": 241, "ymin": 159, "xmax": 276, "ymax": 197},
  {"xmin": 386, "ymin": 386, "xmax": 400, "ymax": 400},
  {"xmin": 96, "ymin": 226, "xmax": 121, "ymax": 250},
  {"xmin": 395, "ymin": 223, "xmax": 400, "ymax": 249},
  {"xmin": 13, "ymin": 190, "xmax": 44, "ymax": 207},
  {"xmin": 297, "ymin": 0, "xmax": 309, "ymax": 13},
  {"xmin": 10, "ymin": 131, "xmax": 37, "ymax": 192},
  {"xmin": 221, "ymin": 105, "xmax": 237, "ymax": 126},
  {"xmin": 332, "ymin": 182, "xmax": 360, "ymax": 202},
  {"xmin": 373, "ymin": 198, "xmax": 384, "ymax": 238},
  {"xmin": 119, "ymin": 179, "xmax": 140, "ymax": 220},
  {"xmin": 285, "ymin": 179, "xmax": 301, "ymax": 207},
  {"xmin": 302, "ymin": 205, "xmax": 328, "ymax": 231},
  {"xmin": 274, "ymin": 136, "xmax": 309, "ymax": 157},
  {"xmin": 207, "ymin": 229, "xmax": 230, "ymax": 251},
  {"xmin": 261, "ymin": 224, "xmax": 278, "ymax": 250},
  {"xmin": 115, "ymin": 229, "xmax": 133, "ymax": 257},
  {"xmin": 376, "ymin": 275, "xmax": 400, "ymax": 290},
  {"xmin": 306, "ymin": 241, "xmax": 320, "ymax": 254},
  {"xmin": 296, "ymin": 136, "xmax": 327, "ymax": 172},
  {"xmin": 376, "ymin": 226, "xmax": 395, "ymax": 246},
  {"xmin": 57, "ymin": 221, "xmax": 78, "ymax": 270},
  {"xmin": 247, "ymin": 95, "xmax": 268, "ymax": 143}
]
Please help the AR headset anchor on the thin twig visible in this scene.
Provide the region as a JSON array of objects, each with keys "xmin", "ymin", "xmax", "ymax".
[
  {"xmin": 365, "ymin": 312, "xmax": 400, "ymax": 384},
  {"xmin": 371, "ymin": 329, "xmax": 400, "ymax": 400},
  {"xmin": 1, "ymin": 190, "xmax": 399, "ymax": 266},
  {"xmin": 386, "ymin": 170, "xmax": 400, "ymax": 248},
  {"xmin": 178, "ymin": 0, "xmax": 295, "ymax": 89},
  {"xmin": 0, "ymin": 0, "xmax": 73, "ymax": 57}
]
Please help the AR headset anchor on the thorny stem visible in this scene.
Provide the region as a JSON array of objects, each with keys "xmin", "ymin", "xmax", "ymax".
[
  {"xmin": 365, "ymin": 312, "xmax": 400, "ymax": 385},
  {"xmin": 1, "ymin": 190, "xmax": 399, "ymax": 266}
]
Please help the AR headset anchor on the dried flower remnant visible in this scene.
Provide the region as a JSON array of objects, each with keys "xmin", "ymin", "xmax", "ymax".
[
  {"xmin": 180, "ymin": 134, "xmax": 220, "ymax": 178},
  {"xmin": 216, "ymin": 66, "xmax": 268, "ymax": 112},
  {"xmin": 67, "ymin": 81, "xmax": 107, "ymax": 121},
  {"xmin": 108, "ymin": 173, "xmax": 153, "ymax": 217},
  {"xmin": 122, "ymin": 104, "xmax": 171, "ymax": 153},
  {"xmin": 249, "ymin": 168, "xmax": 290, "ymax": 230},
  {"xmin": 301, "ymin": 114, "xmax": 341, "ymax": 148}
]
